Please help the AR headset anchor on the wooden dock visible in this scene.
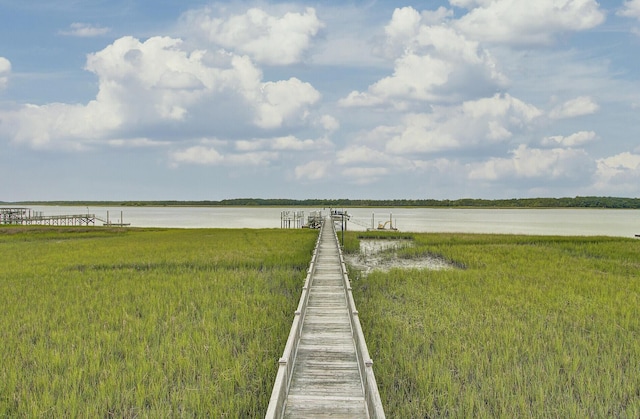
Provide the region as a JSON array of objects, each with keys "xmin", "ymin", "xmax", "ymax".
[
  {"xmin": 266, "ymin": 217, "xmax": 385, "ymax": 418},
  {"xmin": 1, "ymin": 208, "xmax": 129, "ymax": 227},
  {"xmin": 1, "ymin": 208, "xmax": 98, "ymax": 226}
]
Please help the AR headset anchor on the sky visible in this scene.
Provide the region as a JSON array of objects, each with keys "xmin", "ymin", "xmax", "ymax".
[{"xmin": 1, "ymin": 0, "xmax": 640, "ymax": 201}]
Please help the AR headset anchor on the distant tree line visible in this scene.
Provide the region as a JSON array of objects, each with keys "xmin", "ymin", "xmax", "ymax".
[
  {"xmin": 5, "ymin": 196, "xmax": 640, "ymax": 209},
  {"xmin": 217, "ymin": 196, "xmax": 640, "ymax": 208}
]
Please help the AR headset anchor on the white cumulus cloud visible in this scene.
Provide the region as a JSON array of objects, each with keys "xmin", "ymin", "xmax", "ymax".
[
  {"xmin": 454, "ymin": 0, "xmax": 605, "ymax": 45},
  {"xmin": 337, "ymin": 145, "xmax": 394, "ymax": 166},
  {"xmin": 181, "ymin": 6, "xmax": 323, "ymax": 65},
  {"xmin": 295, "ymin": 160, "xmax": 331, "ymax": 181},
  {"xmin": 88, "ymin": 36, "xmax": 218, "ymax": 122},
  {"xmin": 316, "ymin": 114, "xmax": 340, "ymax": 132},
  {"xmin": 384, "ymin": 93, "xmax": 542, "ymax": 154},
  {"xmin": 235, "ymin": 135, "xmax": 331, "ymax": 152},
  {"xmin": 59, "ymin": 23, "xmax": 111, "ymax": 37},
  {"xmin": 0, "ymin": 57, "xmax": 11, "ymax": 90},
  {"xmin": 341, "ymin": 7, "xmax": 507, "ymax": 108},
  {"xmin": 335, "ymin": 145, "xmax": 424, "ymax": 184},
  {"xmin": 550, "ymin": 96, "xmax": 599, "ymax": 119},
  {"xmin": 598, "ymin": 151, "xmax": 640, "ymax": 172},
  {"xmin": 169, "ymin": 143, "xmax": 279, "ymax": 167},
  {"xmin": 341, "ymin": 167, "xmax": 389, "ymax": 185},
  {"xmin": 595, "ymin": 151, "xmax": 640, "ymax": 193},
  {"xmin": 250, "ymin": 78, "xmax": 320, "ymax": 129},
  {"xmin": 0, "ymin": 35, "xmax": 320, "ymax": 149},
  {"xmin": 467, "ymin": 144, "xmax": 594, "ymax": 181},
  {"xmin": 171, "ymin": 145, "xmax": 224, "ymax": 166},
  {"xmin": 541, "ymin": 131, "xmax": 597, "ymax": 147},
  {"xmin": 618, "ymin": 0, "xmax": 640, "ymax": 20},
  {"xmin": 107, "ymin": 138, "xmax": 169, "ymax": 148},
  {"xmin": 0, "ymin": 101, "xmax": 122, "ymax": 149}
]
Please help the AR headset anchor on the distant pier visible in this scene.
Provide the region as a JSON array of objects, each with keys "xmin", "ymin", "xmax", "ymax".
[
  {"xmin": 1, "ymin": 208, "xmax": 129, "ymax": 227},
  {"xmin": 281, "ymin": 210, "xmax": 324, "ymax": 229}
]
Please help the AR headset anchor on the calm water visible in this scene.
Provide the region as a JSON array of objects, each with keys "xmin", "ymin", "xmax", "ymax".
[{"xmin": 23, "ymin": 205, "xmax": 640, "ymax": 238}]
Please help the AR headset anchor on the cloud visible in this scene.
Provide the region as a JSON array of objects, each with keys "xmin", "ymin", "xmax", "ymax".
[
  {"xmin": 316, "ymin": 114, "xmax": 340, "ymax": 132},
  {"xmin": 0, "ymin": 57, "xmax": 10, "ymax": 89},
  {"xmin": 595, "ymin": 151, "xmax": 640, "ymax": 193},
  {"xmin": 336, "ymin": 145, "xmax": 395, "ymax": 166},
  {"xmin": 304, "ymin": 3, "xmax": 390, "ymax": 67},
  {"xmin": 250, "ymin": 78, "xmax": 320, "ymax": 129},
  {"xmin": 59, "ymin": 23, "xmax": 111, "ymax": 37},
  {"xmin": 0, "ymin": 36, "xmax": 215, "ymax": 148},
  {"xmin": 235, "ymin": 135, "xmax": 331, "ymax": 152},
  {"xmin": 541, "ymin": 131, "xmax": 597, "ymax": 147},
  {"xmin": 334, "ymin": 145, "xmax": 427, "ymax": 184},
  {"xmin": 379, "ymin": 6, "xmax": 423, "ymax": 57},
  {"xmin": 598, "ymin": 151, "xmax": 640, "ymax": 171},
  {"xmin": 169, "ymin": 134, "xmax": 331, "ymax": 168},
  {"xmin": 341, "ymin": 167, "xmax": 389, "ymax": 184},
  {"xmin": 0, "ymin": 35, "xmax": 320, "ymax": 149},
  {"xmin": 549, "ymin": 96, "xmax": 599, "ymax": 119},
  {"xmin": 0, "ymin": 102, "xmax": 122, "ymax": 150},
  {"xmin": 453, "ymin": 0, "xmax": 605, "ymax": 45},
  {"xmin": 85, "ymin": 36, "xmax": 221, "ymax": 122},
  {"xmin": 107, "ymin": 138, "xmax": 170, "ymax": 148},
  {"xmin": 170, "ymin": 145, "xmax": 224, "ymax": 165},
  {"xmin": 0, "ymin": 57, "xmax": 11, "ymax": 91},
  {"xmin": 618, "ymin": 0, "xmax": 640, "ymax": 20},
  {"xmin": 180, "ymin": 6, "xmax": 323, "ymax": 65},
  {"xmin": 384, "ymin": 93, "xmax": 542, "ymax": 154},
  {"xmin": 340, "ymin": 7, "xmax": 507, "ymax": 108},
  {"xmin": 421, "ymin": 6, "xmax": 455, "ymax": 25},
  {"xmin": 169, "ymin": 143, "xmax": 279, "ymax": 167},
  {"xmin": 339, "ymin": 91, "xmax": 385, "ymax": 108},
  {"xmin": 467, "ymin": 144, "xmax": 594, "ymax": 181},
  {"xmin": 295, "ymin": 160, "xmax": 332, "ymax": 181}
]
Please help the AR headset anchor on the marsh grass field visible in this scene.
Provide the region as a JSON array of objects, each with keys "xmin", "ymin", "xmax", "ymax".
[
  {"xmin": 346, "ymin": 232, "xmax": 640, "ymax": 417},
  {"xmin": 0, "ymin": 226, "xmax": 317, "ymax": 417},
  {"xmin": 1, "ymin": 226, "xmax": 639, "ymax": 417}
]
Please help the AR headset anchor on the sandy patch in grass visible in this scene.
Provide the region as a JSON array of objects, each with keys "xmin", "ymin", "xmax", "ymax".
[{"xmin": 345, "ymin": 239, "xmax": 454, "ymax": 275}]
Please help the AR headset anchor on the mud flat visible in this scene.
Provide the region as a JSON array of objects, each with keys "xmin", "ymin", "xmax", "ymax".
[{"xmin": 344, "ymin": 239, "xmax": 453, "ymax": 275}]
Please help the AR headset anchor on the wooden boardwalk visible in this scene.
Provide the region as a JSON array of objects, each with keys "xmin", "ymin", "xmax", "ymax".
[{"xmin": 266, "ymin": 217, "xmax": 384, "ymax": 418}]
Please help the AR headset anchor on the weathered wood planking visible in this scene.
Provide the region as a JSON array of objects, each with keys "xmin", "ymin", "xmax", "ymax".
[{"xmin": 282, "ymin": 222, "xmax": 369, "ymax": 418}]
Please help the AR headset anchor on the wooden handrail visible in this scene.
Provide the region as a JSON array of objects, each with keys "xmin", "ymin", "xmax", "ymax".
[
  {"xmin": 332, "ymin": 224, "xmax": 386, "ymax": 418},
  {"xmin": 265, "ymin": 220, "xmax": 323, "ymax": 418}
]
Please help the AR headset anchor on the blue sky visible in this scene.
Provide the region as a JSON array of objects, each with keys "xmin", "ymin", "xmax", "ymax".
[{"xmin": 1, "ymin": 0, "xmax": 640, "ymax": 201}]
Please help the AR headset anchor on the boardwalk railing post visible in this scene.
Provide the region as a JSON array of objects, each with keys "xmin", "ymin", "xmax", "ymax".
[
  {"xmin": 333, "ymin": 221, "xmax": 386, "ymax": 418},
  {"xmin": 266, "ymin": 219, "xmax": 324, "ymax": 418}
]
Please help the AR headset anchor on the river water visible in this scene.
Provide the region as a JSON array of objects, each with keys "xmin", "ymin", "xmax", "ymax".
[{"xmin": 21, "ymin": 205, "xmax": 640, "ymax": 238}]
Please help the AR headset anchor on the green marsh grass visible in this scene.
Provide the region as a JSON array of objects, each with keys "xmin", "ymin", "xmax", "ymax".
[
  {"xmin": 349, "ymin": 233, "xmax": 640, "ymax": 417},
  {"xmin": 0, "ymin": 227, "xmax": 317, "ymax": 417}
]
